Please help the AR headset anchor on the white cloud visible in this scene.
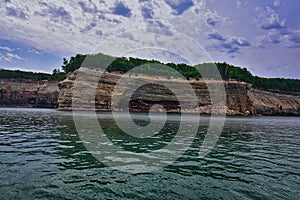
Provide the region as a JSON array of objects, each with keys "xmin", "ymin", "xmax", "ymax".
[
  {"xmin": 0, "ymin": 0, "xmax": 299, "ymax": 78},
  {"xmin": 0, "ymin": 45, "xmax": 25, "ymax": 62},
  {"xmin": 0, "ymin": 52, "xmax": 25, "ymax": 62},
  {"xmin": 288, "ymin": 30, "xmax": 300, "ymax": 44},
  {"xmin": 7, "ymin": 52, "xmax": 26, "ymax": 61},
  {"xmin": 273, "ymin": 0, "xmax": 281, "ymax": 7},
  {"xmin": 236, "ymin": 0, "xmax": 242, "ymax": 8},
  {"xmin": 0, "ymin": 45, "xmax": 13, "ymax": 52},
  {"xmin": 229, "ymin": 37, "xmax": 251, "ymax": 47},
  {"xmin": 255, "ymin": 27, "xmax": 300, "ymax": 49},
  {"xmin": 28, "ymin": 48, "xmax": 42, "ymax": 55},
  {"xmin": 0, "ymin": 0, "xmax": 148, "ymax": 55},
  {"xmin": 0, "ymin": 0, "xmax": 214, "ymax": 58},
  {"xmin": 255, "ymin": 6, "xmax": 285, "ymax": 30}
]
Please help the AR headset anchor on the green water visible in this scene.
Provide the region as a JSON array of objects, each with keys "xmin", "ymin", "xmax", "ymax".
[{"xmin": 0, "ymin": 108, "xmax": 299, "ymax": 199}]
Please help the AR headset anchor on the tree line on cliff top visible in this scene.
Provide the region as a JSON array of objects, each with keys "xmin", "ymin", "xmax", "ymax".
[
  {"xmin": 0, "ymin": 68, "xmax": 65, "ymax": 81},
  {"xmin": 60, "ymin": 53, "xmax": 300, "ymax": 92},
  {"xmin": 1, "ymin": 53, "xmax": 299, "ymax": 92}
]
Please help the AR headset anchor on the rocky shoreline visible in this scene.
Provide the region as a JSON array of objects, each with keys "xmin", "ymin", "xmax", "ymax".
[
  {"xmin": 0, "ymin": 79, "xmax": 59, "ymax": 109},
  {"xmin": 1, "ymin": 68, "xmax": 300, "ymax": 116}
]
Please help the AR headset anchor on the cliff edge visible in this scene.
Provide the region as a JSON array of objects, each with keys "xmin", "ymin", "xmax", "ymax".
[
  {"xmin": 57, "ymin": 68, "xmax": 300, "ymax": 116},
  {"xmin": 1, "ymin": 68, "xmax": 299, "ymax": 115}
]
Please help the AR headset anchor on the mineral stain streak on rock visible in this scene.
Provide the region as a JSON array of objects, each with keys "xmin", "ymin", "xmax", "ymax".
[
  {"xmin": 0, "ymin": 68, "xmax": 299, "ymax": 115},
  {"xmin": 57, "ymin": 68, "xmax": 300, "ymax": 116},
  {"xmin": 0, "ymin": 79, "xmax": 59, "ymax": 108}
]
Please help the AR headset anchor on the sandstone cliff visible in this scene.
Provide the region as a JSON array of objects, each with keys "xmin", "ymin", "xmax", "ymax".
[
  {"xmin": 57, "ymin": 68, "xmax": 300, "ymax": 116},
  {"xmin": 0, "ymin": 79, "xmax": 59, "ymax": 108},
  {"xmin": 249, "ymin": 89, "xmax": 300, "ymax": 116},
  {"xmin": 1, "ymin": 68, "xmax": 299, "ymax": 115}
]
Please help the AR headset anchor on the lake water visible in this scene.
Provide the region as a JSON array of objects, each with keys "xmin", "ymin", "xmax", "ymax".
[{"xmin": 0, "ymin": 108, "xmax": 299, "ymax": 199}]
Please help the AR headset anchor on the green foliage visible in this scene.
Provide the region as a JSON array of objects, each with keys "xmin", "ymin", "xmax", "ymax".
[
  {"xmin": 4, "ymin": 53, "xmax": 298, "ymax": 92},
  {"xmin": 62, "ymin": 54, "xmax": 87, "ymax": 74},
  {"xmin": 214, "ymin": 63, "xmax": 300, "ymax": 92},
  {"xmin": 51, "ymin": 68, "xmax": 66, "ymax": 80},
  {"xmin": 60, "ymin": 53, "xmax": 300, "ymax": 92},
  {"xmin": 0, "ymin": 69, "xmax": 65, "ymax": 81}
]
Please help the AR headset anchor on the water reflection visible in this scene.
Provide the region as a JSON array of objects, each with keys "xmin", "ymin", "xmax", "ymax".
[{"xmin": 0, "ymin": 108, "xmax": 299, "ymax": 199}]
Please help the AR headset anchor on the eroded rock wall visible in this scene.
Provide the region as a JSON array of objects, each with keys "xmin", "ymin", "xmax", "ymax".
[
  {"xmin": 249, "ymin": 89, "xmax": 300, "ymax": 116},
  {"xmin": 0, "ymin": 79, "xmax": 59, "ymax": 108},
  {"xmin": 57, "ymin": 68, "xmax": 256, "ymax": 115},
  {"xmin": 2, "ymin": 68, "xmax": 299, "ymax": 116}
]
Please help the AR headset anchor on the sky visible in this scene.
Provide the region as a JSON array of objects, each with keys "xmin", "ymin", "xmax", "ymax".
[{"xmin": 0, "ymin": 0, "xmax": 299, "ymax": 78}]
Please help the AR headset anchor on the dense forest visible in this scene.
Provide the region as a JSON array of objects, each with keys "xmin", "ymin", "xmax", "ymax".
[
  {"xmin": 0, "ymin": 68, "xmax": 65, "ymax": 81},
  {"xmin": 61, "ymin": 53, "xmax": 300, "ymax": 92},
  {"xmin": 1, "ymin": 53, "xmax": 299, "ymax": 92}
]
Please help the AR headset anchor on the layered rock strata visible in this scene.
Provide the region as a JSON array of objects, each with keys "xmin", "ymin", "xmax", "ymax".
[
  {"xmin": 0, "ymin": 79, "xmax": 59, "ymax": 108},
  {"xmin": 1, "ymin": 68, "xmax": 299, "ymax": 115},
  {"xmin": 57, "ymin": 68, "xmax": 300, "ymax": 116}
]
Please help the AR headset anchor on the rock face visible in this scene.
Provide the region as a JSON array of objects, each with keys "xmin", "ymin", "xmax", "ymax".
[
  {"xmin": 1, "ymin": 69, "xmax": 299, "ymax": 116},
  {"xmin": 57, "ymin": 68, "xmax": 300, "ymax": 116},
  {"xmin": 249, "ymin": 89, "xmax": 300, "ymax": 116},
  {"xmin": 0, "ymin": 79, "xmax": 59, "ymax": 108}
]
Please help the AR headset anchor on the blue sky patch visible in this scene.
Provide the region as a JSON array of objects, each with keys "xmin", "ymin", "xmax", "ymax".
[{"xmin": 112, "ymin": 1, "xmax": 132, "ymax": 18}]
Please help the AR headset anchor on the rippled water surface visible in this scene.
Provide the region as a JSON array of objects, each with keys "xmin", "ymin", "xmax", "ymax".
[{"xmin": 0, "ymin": 108, "xmax": 299, "ymax": 199}]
